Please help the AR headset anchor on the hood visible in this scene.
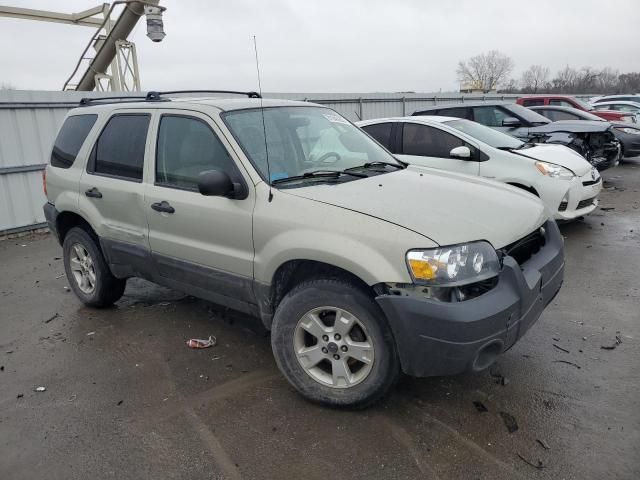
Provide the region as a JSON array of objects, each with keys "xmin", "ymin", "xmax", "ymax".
[
  {"xmin": 510, "ymin": 144, "xmax": 593, "ymax": 176},
  {"xmin": 284, "ymin": 166, "xmax": 547, "ymax": 249},
  {"xmin": 529, "ymin": 120, "xmax": 611, "ymax": 134}
]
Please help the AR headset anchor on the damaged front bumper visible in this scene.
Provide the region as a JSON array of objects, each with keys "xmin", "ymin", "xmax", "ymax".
[{"xmin": 375, "ymin": 220, "xmax": 564, "ymax": 378}]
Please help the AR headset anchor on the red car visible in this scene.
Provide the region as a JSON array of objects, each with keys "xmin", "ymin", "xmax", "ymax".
[{"xmin": 517, "ymin": 95, "xmax": 634, "ymax": 123}]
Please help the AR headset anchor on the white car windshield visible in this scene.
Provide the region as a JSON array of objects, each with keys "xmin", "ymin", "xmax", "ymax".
[
  {"xmin": 223, "ymin": 106, "xmax": 402, "ymax": 185},
  {"xmin": 445, "ymin": 119, "xmax": 524, "ymax": 149}
]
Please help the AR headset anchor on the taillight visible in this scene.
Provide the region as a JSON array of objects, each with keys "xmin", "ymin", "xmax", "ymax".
[{"xmin": 42, "ymin": 168, "xmax": 47, "ymax": 197}]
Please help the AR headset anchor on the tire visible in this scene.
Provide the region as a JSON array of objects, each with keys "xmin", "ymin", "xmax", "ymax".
[
  {"xmin": 62, "ymin": 227, "xmax": 126, "ymax": 307},
  {"xmin": 271, "ymin": 278, "xmax": 400, "ymax": 408}
]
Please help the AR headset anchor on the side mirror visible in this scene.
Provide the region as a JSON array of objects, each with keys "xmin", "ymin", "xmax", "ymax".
[
  {"xmin": 449, "ymin": 146, "xmax": 471, "ymax": 159},
  {"xmin": 198, "ymin": 170, "xmax": 235, "ymax": 198},
  {"xmin": 502, "ymin": 117, "xmax": 521, "ymax": 127}
]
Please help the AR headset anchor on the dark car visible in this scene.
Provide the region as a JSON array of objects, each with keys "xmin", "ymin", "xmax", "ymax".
[
  {"xmin": 412, "ymin": 102, "xmax": 620, "ymax": 170},
  {"xmin": 529, "ymin": 105, "xmax": 640, "ymax": 160},
  {"xmin": 516, "ymin": 95, "xmax": 635, "ymax": 123}
]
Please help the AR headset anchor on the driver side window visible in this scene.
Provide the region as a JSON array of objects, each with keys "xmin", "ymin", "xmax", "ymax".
[
  {"xmin": 401, "ymin": 124, "xmax": 467, "ymax": 158},
  {"xmin": 156, "ymin": 115, "xmax": 237, "ymax": 191}
]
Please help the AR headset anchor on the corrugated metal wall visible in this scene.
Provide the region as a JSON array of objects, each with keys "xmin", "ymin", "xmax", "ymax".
[{"xmin": 0, "ymin": 90, "xmax": 591, "ymax": 235}]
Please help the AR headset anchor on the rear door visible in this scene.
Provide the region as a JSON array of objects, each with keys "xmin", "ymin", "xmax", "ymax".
[
  {"xmin": 395, "ymin": 122, "xmax": 480, "ymax": 176},
  {"xmin": 144, "ymin": 110, "xmax": 256, "ymax": 305},
  {"xmin": 78, "ymin": 111, "xmax": 152, "ymax": 272}
]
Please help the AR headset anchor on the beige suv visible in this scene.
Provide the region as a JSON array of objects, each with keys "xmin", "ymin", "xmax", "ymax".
[{"xmin": 44, "ymin": 91, "xmax": 565, "ymax": 407}]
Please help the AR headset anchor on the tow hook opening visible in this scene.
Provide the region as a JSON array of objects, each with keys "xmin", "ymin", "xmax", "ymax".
[{"xmin": 472, "ymin": 340, "xmax": 503, "ymax": 372}]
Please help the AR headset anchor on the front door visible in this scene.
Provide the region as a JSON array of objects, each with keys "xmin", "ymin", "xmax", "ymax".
[
  {"xmin": 144, "ymin": 110, "xmax": 255, "ymax": 305},
  {"xmin": 395, "ymin": 122, "xmax": 480, "ymax": 176}
]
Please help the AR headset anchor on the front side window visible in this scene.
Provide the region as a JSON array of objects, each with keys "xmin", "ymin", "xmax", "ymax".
[
  {"xmin": 472, "ymin": 106, "xmax": 510, "ymax": 127},
  {"xmin": 402, "ymin": 123, "xmax": 466, "ymax": 158},
  {"xmin": 361, "ymin": 123, "xmax": 393, "ymax": 150},
  {"xmin": 50, "ymin": 114, "xmax": 97, "ymax": 168},
  {"xmin": 223, "ymin": 106, "xmax": 401, "ymax": 184},
  {"xmin": 444, "ymin": 119, "xmax": 523, "ymax": 149},
  {"xmin": 156, "ymin": 115, "xmax": 237, "ymax": 190},
  {"xmin": 548, "ymin": 110, "xmax": 581, "ymax": 121},
  {"xmin": 436, "ymin": 107, "xmax": 471, "ymax": 119},
  {"xmin": 549, "ymin": 99, "xmax": 574, "ymax": 108},
  {"xmin": 92, "ymin": 114, "xmax": 150, "ymax": 181},
  {"xmin": 522, "ymin": 99, "xmax": 544, "ymax": 107}
]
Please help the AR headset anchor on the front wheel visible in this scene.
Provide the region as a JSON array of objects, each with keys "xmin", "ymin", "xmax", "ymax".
[{"xmin": 271, "ymin": 279, "xmax": 400, "ymax": 408}]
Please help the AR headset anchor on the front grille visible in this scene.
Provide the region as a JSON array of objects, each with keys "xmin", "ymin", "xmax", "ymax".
[
  {"xmin": 502, "ymin": 227, "xmax": 546, "ymax": 266},
  {"xmin": 577, "ymin": 197, "xmax": 596, "ymax": 209},
  {"xmin": 558, "ymin": 201, "xmax": 568, "ymax": 211}
]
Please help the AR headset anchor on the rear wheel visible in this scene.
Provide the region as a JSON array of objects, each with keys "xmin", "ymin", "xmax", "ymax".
[
  {"xmin": 63, "ymin": 227, "xmax": 126, "ymax": 307},
  {"xmin": 271, "ymin": 279, "xmax": 400, "ymax": 407}
]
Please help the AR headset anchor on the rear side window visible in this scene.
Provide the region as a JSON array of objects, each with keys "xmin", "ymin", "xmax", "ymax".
[
  {"xmin": 361, "ymin": 123, "xmax": 393, "ymax": 149},
  {"xmin": 437, "ymin": 107, "xmax": 471, "ymax": 119},
  {"xmin": 50, "ymin": 114, "xmax": 97, "ymax": 168},
  {"xmin": 402, "ymin": 123, "xmax": 466, "ymax": 158},
  {"xmin": 156, "ymin": 115, "xmax": 237, "ymax": 190},
  {"xmin": 522, "ymin": 99, "xmax": 544, "ymax": 107},
  {"xmin": 549, "ymin": 99, "xmax": 573, "ymax": 108},
  {"xmin": 91, "ymin": 114, "xmax": 150, "ymax": 181}
]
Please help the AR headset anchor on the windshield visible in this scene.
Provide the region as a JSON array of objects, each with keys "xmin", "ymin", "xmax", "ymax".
[
  {"xmin": 505, "ymin": 103, "xmax": 551, "ymax": 124},
  {"xmin": 222, "ymin": 106, "xmax": 401, "ymax": 184},
  {"xmin": 445, "ymin": 119, "xmax": 523, "ymax": 149}
]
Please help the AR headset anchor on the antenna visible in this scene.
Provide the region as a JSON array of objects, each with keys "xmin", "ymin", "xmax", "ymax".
[{"xmin": 253, "ymin": 35, "xmax": 273, "ymax": 202}]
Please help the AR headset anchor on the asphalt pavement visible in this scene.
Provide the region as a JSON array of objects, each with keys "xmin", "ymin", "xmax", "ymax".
[{"xmin": 1, "ymin": 160, "xmax": 639, "ymax": 479}]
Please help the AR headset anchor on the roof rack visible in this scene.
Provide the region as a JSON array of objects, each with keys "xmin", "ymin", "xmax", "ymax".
[
  {"xmin": 78, "ymin": 90, "xmax": 262, "ymax": 107},
  {"xmin": 146, "ymin": 90, "xmax": 261, "ymax": 101},
  {"xmin": 79, "ymin": 95, "xmax": 148, "ymax": 106}
]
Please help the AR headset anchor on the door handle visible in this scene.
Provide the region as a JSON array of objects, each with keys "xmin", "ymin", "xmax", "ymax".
[
  {"xmin": 85, "ymin": 187, "xmax": 102, "ymax": 198},
  {"xmin": 151, "ymin": 201, "xmax": 175, "ymax": 214}
]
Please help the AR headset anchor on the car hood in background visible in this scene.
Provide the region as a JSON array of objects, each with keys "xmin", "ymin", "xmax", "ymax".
[
  {"xmin": 285, "ymin": 166, "xmax": 547, "ymax": 249},
  {"xmin": 529, "ymin": 120, "xmax": 611, "ymax": 134},
  {"xmin": 510, "ymin": 144, "xmax": 593, "ymax": 176}
]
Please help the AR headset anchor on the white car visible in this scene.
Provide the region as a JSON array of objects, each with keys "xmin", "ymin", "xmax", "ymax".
[
  {"xmin": 358, "ymin": 116, "xmax": 602, "ymax": 220},
  {"xmin": 591, "ymin": 100, "xmax": 640, "ymax": 123}
]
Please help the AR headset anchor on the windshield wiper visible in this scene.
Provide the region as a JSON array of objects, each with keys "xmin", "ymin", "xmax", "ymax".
[
  {"xmin": 344, "ymin": 161, "xmax": 405, "ymax": 172},
  {"xmin": 271, "ymin": 170, "xmax": 366, "ymax": 186}
]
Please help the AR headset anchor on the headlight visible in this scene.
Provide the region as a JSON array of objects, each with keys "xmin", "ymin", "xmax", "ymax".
[
  {"xmin": 615, "ymin": 127, "xmax": 640, "ymax": 135},
  {"xmin": 406, "ymin": 241, "xmax": 500, "ymax": 286},
  {"xmin": 535, "ymin": 161, "xmax": 575, "ymax": 180}
]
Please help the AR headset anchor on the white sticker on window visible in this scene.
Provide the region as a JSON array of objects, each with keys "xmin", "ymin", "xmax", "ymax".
[{"xmin": 323, "ymin": 113, "xmax": 349, "ymax": 125}]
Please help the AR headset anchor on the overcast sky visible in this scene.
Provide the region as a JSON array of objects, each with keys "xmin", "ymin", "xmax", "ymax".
[{"xmin": 1, "ymin": 0, "xmax": 639, "ymax": 93}]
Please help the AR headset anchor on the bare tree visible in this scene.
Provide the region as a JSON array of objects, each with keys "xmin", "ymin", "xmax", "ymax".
[
  {"xmin": 457, "ymin": 50, "xmax": 514, "ymax": 92},
  {"xmin": 520, "ymin": 65, "xmax": 550, "ymax": 93}
]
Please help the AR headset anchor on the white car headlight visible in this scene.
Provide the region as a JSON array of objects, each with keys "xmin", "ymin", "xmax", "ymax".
[
  {"xmin": 406, "ymin": 242, "xmax": 500, "ymax": 286},
  {"xmin": 535, "ymin": 161, "xmax": 575, "ymax": 180},
  {"xmin": 615, "ymin": 127, "xmax": 640, "ymax": 135}
]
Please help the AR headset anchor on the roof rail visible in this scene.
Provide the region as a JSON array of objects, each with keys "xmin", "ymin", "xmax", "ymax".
[
  {"xmin": 146, "ymin": 90, "xmax": 262, "ymax": 101},
  {"xmin": 78, "ymin": 95, "xmax": 148, "ymax": 106}
]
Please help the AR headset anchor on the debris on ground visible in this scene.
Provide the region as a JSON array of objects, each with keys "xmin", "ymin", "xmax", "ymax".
[
  {"xmin": 186, "ymin": 336, "xmax": 217, "ymax": 349},
  {"xmin": 117, "ymin": 400, "xmax": 123, "ymax": 406},
  {"xmin": 553, "ymin": 360, "xmax": 581, "ymax": 369},
  {"xmin": 17, "ymin": 393, "xmax": 23, "ymax": 399},
  {"xmin": 499, "ymin": 411, "xmax": 519, "ymax": 433},
  {"xmin": 488, "ymin": 365, "xmax": 508, "ymax": 385},
  {"xmin": 86, "ymin": 331, "xmax": 96, "ymax": 336},
  {"xmin": 517, "ymin": 453, "xmax": 545, "ymax": 469},
  {"xmin": 34, "ymin": 386, "xmax": 46, "ymax": 392},
  {"xmin": 63, "ymin": 286, "xmax": 70, "ymax": 292},
  {"xmin": 536, "ymin": 438, "xmax": 551, "ymax": 450},
  {"xmin": 55, "ymin": 274, "xmax": 65, "ymax": 279},
  {"xmin": 472, "ymin": 401, "xmax": 488, "ymax": 413},
  {"xmin": 44, "ymin": 313, "xmax": 59, "ymax": 324},
  {"xmin": 553, "ymin": 343, "xmax": 570, "ymax": 353},
  {"xmin": 1, "ymin": 365, "xmax": 4, "ymax": 371},
  {"xmin": 601, "ymin": 334, "xmax": 622, "ymax": 350},
  {"xmin": 600, "ymin": 207, "xmax": 615, "ymax": 211}
]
